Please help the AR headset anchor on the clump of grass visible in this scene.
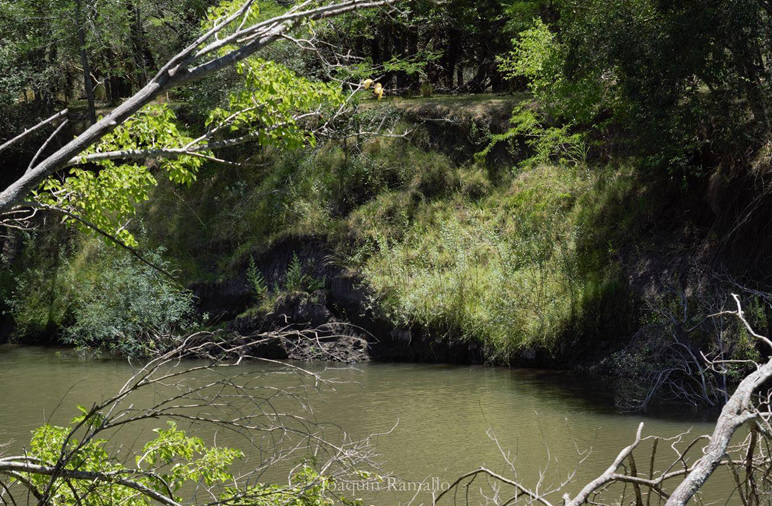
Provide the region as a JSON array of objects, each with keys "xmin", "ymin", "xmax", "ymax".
[{"xmin": 352, "ymin": 163, "xmax": 630, "ymax": 360}]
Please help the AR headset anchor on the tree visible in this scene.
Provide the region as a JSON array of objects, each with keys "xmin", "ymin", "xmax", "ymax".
[
  {"xmin": 315, "ymin": 0, "xmax": 542, "ymax": 95},
  {"xmin": 0, "ymin": 0, "xmax": 399, "ymax": 222},
  {"xmin": 0, "ymin": 0, "xmax": 218, "ymax": 110},
  {"xmin": 0, "ymin": 0, "xmax": 403, "ymax": 275},
  {"xmin": 493, "ymin": 0, "xmax": 772, "ymax": 174}
]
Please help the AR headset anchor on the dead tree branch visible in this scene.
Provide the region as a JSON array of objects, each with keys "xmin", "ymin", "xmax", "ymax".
[
  {"xmin": 666, "ymin": 295, "xmax": 772, "ymax": 505},
  {"xmin": 0, "ymin": 110, "xmax": 69, "ymax": 156},
  {"xmin": 438, "ymin": 293, "xmax": 772, "ymax": 506}
]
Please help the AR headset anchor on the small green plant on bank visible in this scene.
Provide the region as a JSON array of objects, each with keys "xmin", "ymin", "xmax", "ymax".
[
  {"xmin": 286, "ymin": 253, "xmax": 306, "ymax": 292},
  {"xmin": 247, "ymin": 255, "xmax": 268, "ymax": 302},
  {"xmin": 63, "ymin": 249, "xmax": 197, "ymax": 357},
  {"xmin": 285, "ymin": 253, "xmax": 326, "ymax": 293}
]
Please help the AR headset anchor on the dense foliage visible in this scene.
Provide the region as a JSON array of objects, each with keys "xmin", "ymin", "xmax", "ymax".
[
  {"xmin": 7, "ymin": 238, "xmax": 198, "ymax": 356},
  {"xmin": 501, "ymin": 0, "xmax": 772, "ymax": 174}
]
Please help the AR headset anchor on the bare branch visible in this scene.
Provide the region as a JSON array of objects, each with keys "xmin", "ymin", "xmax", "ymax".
[
  {"xmin": 563, "ymin": 422, "xmax": 645, "ymax": 506},
  {"xmin": 27, "ymin": 120, "xmax": 69, "ymax": 173},
  {"xmin": 665, "ymin": 358, "xmax": 772, "ymax": 504},
  {"xmin": 433, "ymin": 467, "xmax": 555, "ymax": 506},
  {"xmin": 0, "ymin": 109, "xmax": 68, "ymax": 156},
  {"xmin": 709, "ymin": 293, "xmax": 772, "ymax": 350},
  {"xmin": 60, "ymin": 111, "xmax": 324, "ymax": 168}
]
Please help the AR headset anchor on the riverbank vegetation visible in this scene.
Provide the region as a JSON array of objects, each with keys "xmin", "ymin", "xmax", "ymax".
[
  {"xmin": 6, "ymin": 0, "xmax": 772, "ymax": 503},
  {"xmin": 4, "ymin": 0, "xmax": 772, "ymax": 411}
]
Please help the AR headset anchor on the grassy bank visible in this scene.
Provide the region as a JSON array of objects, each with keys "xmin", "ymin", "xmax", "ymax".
[
  {"xmin": 8, "ymin": 95, "xmax": 762, "ymax": 394},
  {"xmin": 129, "ymin": 98, "xmax": 643, "ymax": 362},
  {"xmin": 349, "ymin": 163, "xmax": 635, "ymax": 360},
  {"xmin": 6, "ymin": 95, "xmax": 772, "ymax": 410},
  {"xmin": 2, "ymin": 97, "xmax": 640, "ymax": 362}
]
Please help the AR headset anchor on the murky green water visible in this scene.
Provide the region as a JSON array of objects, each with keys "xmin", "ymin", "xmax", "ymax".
[{"xmin": 0, "ymin": 346, "xmax": 739, "ymax": 504}]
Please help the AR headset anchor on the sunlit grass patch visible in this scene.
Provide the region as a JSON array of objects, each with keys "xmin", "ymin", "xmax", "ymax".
[{"xmin": 354, "ymin": 163, "xmax": 623, "ymax": 360}]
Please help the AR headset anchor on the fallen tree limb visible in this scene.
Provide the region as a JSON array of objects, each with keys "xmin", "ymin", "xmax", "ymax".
[{"xmin": 563, "ymin": 422, "xmax": 645, "ymax": 506}]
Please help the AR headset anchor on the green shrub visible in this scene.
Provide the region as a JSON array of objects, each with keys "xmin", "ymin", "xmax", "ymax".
[
  {"xmin": 62, "ymin": 248, "xmax": 198, "ymax": 356},
  {"xmin": 8, "ymin": 239, "xmax": 197, "ymax": 356},
  {"xmin": 284, "ymin": 252, "xmax": 325, "ymax": 293},
  {"xmin": 286, "ymin": 253, "xmax": 306, "ymax": 292},
  {"xmin": 25, "ymin": 413, "xmax": 359, "ymax": 505},
  {"xmin": 247, "ymin": 255, "xmax": 268, "ymax": 302},
  {"xmin": 459, "ymin": 167, "xmax": 492, "ymax": 200}
]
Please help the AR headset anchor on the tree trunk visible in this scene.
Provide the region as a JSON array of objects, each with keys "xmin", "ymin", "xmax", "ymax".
[
  {"xmin": 394, "ymin": 25, "xmax": 407, "ymax": 91},
  {"xmin": 381, "ymin": 22, "xmax": 394, "ymax": 89},
  {"xmin": 406, "ymin": 27, "xmax": 419, "ymax": 90},
  {"xmin": 445, "ymin": 28, "xmax": 461, "ymax": 90},
  {"xmin": 76, "ymin": 0, "xmax": 97, "ymax": 125},
  {"xmin": 128, "ymin": 2, "xmax": 156, "ymax": 89}
]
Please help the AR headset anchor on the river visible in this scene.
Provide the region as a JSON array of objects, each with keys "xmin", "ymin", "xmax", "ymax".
[{"xmin": 0, "ymin": 345, "xmax": 739, "ymax": 504}]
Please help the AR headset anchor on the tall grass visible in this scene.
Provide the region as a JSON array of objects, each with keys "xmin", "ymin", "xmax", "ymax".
[
  {"xmin": 142, "ymin": 132, "xmax": 458, "ymax": 277},
  {"xmin": 138, "ymin": 122, "xmax": 638, "ymax": 362},
  {"xmin": 353, "ymin": 163, "xmax": 633, "ymax": 360}
]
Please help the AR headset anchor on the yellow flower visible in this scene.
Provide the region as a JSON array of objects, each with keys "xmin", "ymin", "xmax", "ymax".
[{"xmin": 362, "ymin": 79, "xmax": 374, "ymax": 89}]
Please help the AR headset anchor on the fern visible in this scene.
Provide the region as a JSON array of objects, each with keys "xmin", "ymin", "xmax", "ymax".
[{"xmin": 247, "ymin": 255, "xmax": 268, "ymax": 301}]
